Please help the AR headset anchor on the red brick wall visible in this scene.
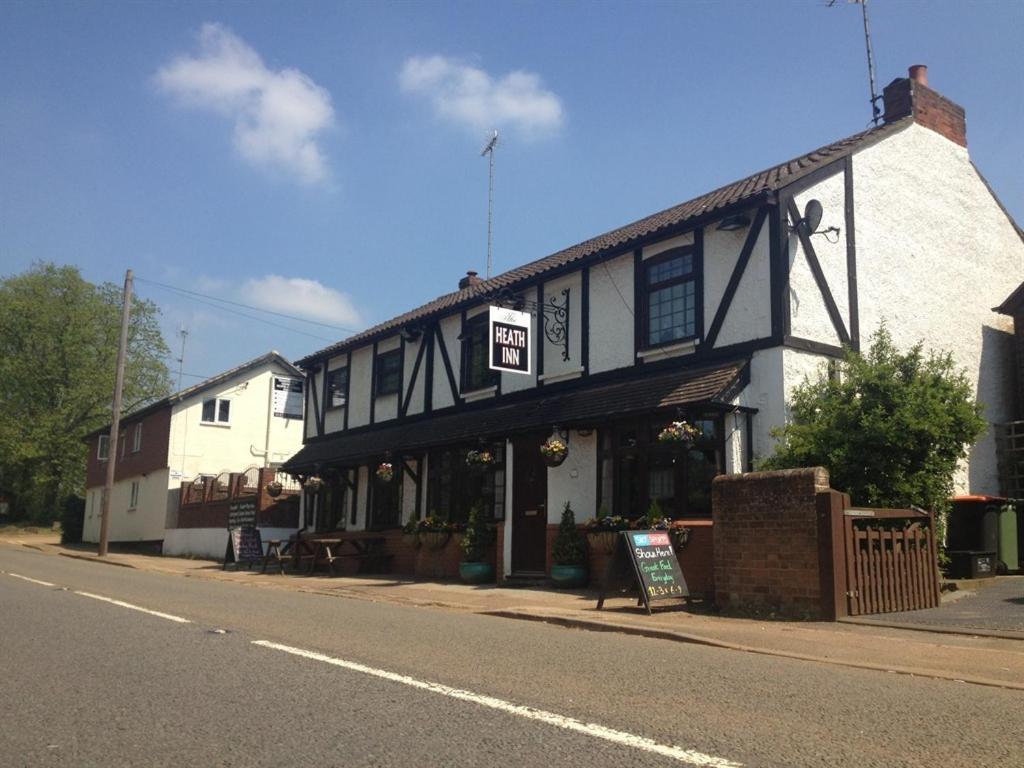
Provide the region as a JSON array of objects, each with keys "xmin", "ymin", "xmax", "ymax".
[
  {"xmin": 85, "ymin": 407, "xmax": 171, "ymax": 487},
  {"xmin": 712, "ymin": 467, "xmax": 831, "ymax": 617},
  {"xmin": 882, "ymin": 77, "xmax": 967, "ymax": 147}
]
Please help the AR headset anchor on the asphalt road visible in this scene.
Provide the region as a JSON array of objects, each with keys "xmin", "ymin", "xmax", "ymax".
[{"xmin": 1, "ymin": 546, "xmax": 1021, "ymax": 768}]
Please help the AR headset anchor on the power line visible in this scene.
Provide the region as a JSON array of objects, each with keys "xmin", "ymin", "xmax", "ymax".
[
  {"xmin": 135, "ymin": 278, "xmax": 339, "ymax": 342},
  {"xmin": 135, "ymin": 276, "xmax": 358, "ymax": 333}
]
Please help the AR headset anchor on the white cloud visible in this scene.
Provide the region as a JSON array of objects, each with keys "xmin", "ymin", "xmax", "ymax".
[
  {"xmin": 399, "ymin": 55, "xmax": 564, "ymax": 138},
  {"xmin": 241, "ymin": 275, "xmax": 361, "ymax": 328},
  {"xmin": 156, "ymin": 23, "xmax": 334, "ymax": 185}
]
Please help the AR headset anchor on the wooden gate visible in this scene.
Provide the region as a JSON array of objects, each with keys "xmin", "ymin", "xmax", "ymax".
[{"xmin": 817, "ymin": 491, "xmax": 941, "ymax": 618}]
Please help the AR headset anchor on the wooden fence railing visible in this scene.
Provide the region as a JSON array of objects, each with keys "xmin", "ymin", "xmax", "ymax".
[{"xmin": 817, "ymin": 491, "xmax": 941, "ymax": 619}]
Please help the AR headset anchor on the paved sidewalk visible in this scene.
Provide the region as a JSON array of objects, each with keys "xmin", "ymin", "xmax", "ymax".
[{"xmin": 6, "ymin": 536, "xmax": 1024, "ymax": 691}]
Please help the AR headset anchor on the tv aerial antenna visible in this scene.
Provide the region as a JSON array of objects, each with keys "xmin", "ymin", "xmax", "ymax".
[
  {"xmin": 828, "ymin": 0, "xmax": 883, "ymax": 125},
  {"xmin": 481, "ymin": 129, "xmax": 499, "ymax": 279},
  {"xmin": 176, "ymin": 324, "xmax": 189, "ymax": 390}
]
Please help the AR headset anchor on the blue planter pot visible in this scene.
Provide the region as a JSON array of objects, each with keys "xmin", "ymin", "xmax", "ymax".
[
  {"xmin": 550, "ymin": 564, "xmax": 588, "ymax": 589},
  {"xmin": 459, "ymin": 561, "xmax": 495, "ymax": 584}
]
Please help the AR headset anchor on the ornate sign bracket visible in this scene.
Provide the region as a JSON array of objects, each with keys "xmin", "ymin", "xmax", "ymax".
[{"xmin": 484, "ymin": 287, "xmax": 570, "ymax": 362}]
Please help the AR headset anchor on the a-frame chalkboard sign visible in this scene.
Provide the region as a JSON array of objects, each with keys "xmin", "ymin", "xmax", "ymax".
[
  {"xmin": 224, "ymin": 500, "xmax": 263, "ymax": 570},
  {"xmin": 596, "ymin": 530, "xmax": 689, "ymax": 615}
]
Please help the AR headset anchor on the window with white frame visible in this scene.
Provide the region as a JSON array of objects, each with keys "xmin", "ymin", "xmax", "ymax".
[
  {"xmin": 131, "ymin": 423, "xmax": 142, "ymax": 453},
  {"xmin": 201, "ymin": 398, "xmax": 231, "ymax": 424},
  {"xmin": 129, "ymin": 480, "xmax": 139, "ymax": 509},
  {"xmin": 97, "ymin": 435, "xmax": 110, "ymax": 461}
]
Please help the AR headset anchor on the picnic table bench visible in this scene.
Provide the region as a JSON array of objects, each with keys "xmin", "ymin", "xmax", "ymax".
[{"xmin": 261, "ymin": 532, "xmax": 392, "ymax": 576}]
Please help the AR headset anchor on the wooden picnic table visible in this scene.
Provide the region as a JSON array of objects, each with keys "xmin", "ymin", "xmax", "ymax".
[{"xmin": 261, "ymin": 532, "xmax": 392, "ymax": 576}]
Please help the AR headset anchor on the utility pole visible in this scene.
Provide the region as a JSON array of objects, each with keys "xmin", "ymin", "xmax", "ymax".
[
  {"xmin": 98, "ymin": 269, "xmax": 133, "ymax": 558},
  {"xmin": 481, "ymin": 130, "xmax": 498, "ymax": 279}
]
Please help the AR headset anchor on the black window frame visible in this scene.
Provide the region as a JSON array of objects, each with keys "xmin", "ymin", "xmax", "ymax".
[
  {"xmin": 426, "ymin": 443, "xmax": 506, "ymax": 524},
  {"xmin": 596, "ymin": 412, "xmax": 724, "ymax": 520},
  {"xmin": 639, "ymin": 245, "xmax": 701, "ymax": 350},
  {"xmin": 461, "ymin": 313, "xmax": 499, "ymax": 393},
  {"xmin": 326, "ymin": 367, "xmax": 349, "ymax": 409},
  {"xmin": 375, "ymin": 349, "xmax": 402, "ymax": 397}
]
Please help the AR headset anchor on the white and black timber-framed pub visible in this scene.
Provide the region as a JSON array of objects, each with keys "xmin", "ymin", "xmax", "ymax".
[{"xmin": 282, "ymin": 66, "xmax": 1022, "ymax": 588}]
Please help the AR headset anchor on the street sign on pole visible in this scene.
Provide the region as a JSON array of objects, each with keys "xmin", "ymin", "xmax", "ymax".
[{"xmin": 488, "ymin": 306, "xmax": 531, "ymax": 375}]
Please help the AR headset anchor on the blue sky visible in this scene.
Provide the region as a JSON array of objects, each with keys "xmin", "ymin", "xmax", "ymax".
[{"xmin": 2, "ymin": 1, "xmax": 1021, "ymax": 385}]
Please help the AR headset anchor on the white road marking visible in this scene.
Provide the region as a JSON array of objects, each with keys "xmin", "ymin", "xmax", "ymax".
[
  {"xmin": 74, "ymin": 591, "xmax": 191, "ymax": 624},
  {"xmin": 5, "ymin": 572, "xmax": 56, "ymax": 587},
  {"xmin": 252, "ymin": 639, "xmax": 741, "ymax": 767}
]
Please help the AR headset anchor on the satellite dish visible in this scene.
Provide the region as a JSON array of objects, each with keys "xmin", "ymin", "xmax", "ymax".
[{"xmin": 803, "ymin": 199, "xmax": 823, "ymax": 234}]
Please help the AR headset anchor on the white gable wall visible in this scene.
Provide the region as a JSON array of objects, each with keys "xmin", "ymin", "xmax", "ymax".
[{"xmin": 852, "ymin": 123, "xmax": 1023, "ymax": 494}]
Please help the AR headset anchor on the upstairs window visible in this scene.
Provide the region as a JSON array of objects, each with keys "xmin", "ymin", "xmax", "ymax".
[
  {"xmin": 129, "ymin": 480, "xmax": 140, "ymax": 509},
  {"xmin": 327, "ymin": 367, "xmax": 349, "ymax": 409},
  {"xmin": 642, "ymin": 247, "xmax": 697, "ymax": 348},
  {"xmin": 201, "ymin": 398, "xmax": 231, "ymax": 424},
  {"xmin": 462, "ymin": 313, "xmax": 498, "ymax": 392},
  {"xmin": 97, "ymin": 435, "xmax": 110, "ymax": 461},
  {"xmin": 131, "ymin": 423, "xmax": 142, "ymax": 453},
  {"xmin": 375, "ymin": 349, "xmax": 402, "ymax": 396}
]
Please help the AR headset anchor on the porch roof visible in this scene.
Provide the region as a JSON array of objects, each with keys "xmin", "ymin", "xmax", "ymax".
[{"xmin": 282, "ymin": 359, "xmax": 748, "ymax": 472}]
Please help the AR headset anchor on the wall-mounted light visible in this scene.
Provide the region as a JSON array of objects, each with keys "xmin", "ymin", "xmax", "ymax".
[
  {"xmin": 716, "ymin": 214, "xmax": 751, "ymax": 232},
  {"xmin": 401, "ymin": 323, "xmax": 423, "ymax": 342}
]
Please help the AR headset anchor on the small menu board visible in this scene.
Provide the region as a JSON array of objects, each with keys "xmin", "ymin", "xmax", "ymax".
[
  {"xmin": 228, "ymin": 500, "xmax": 257, "ymax": 529},
  {"xmin": 597, "ymin": 530, "xmax": 689, "ymax": 614},
  {"xmin": 225, "ymin": 500, "xmax": 261, "ymax": 569}
]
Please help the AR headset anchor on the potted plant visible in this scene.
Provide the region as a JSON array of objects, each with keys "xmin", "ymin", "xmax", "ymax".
[
  {"xmin": 303, "ymin": 476, "xmax": 323, "ymax": 492},
  {"xmin": 376, "ymin": 462, "xmax": 394, "ymax": 483},
  {"xmin": 540, "ymin": 436, "xmax": 568, "ymax": 467},
  {"xmin": 585, "ymin": 505, "xmax": 629, "ymax": 554},
  {"xmin": 459, "ymin": 503, "xmax": 495, "ymax": 584},
  {"xmin": 657, "ymin": 419, "xmax": 700, "ymax": 445},
  {"xmin": 402, "ymin": 517, "xmax": 421, "ymax": 549},
  {"xmin": 265, "ymin": 479, "xmax": 283, "ymax": 498},
  {"xmin": 551, "ymin": 502, "xmax": 588, "ymax": 588},
  {"xmin": 669, "ymin": 523, "xmax": 692, "ymax": 551},
  {"xmin": 417, "ymin": 515, "xmax": 454, "ymax": 549}
]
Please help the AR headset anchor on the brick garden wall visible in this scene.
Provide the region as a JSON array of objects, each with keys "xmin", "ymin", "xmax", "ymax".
[{"xmin": 712, "ymin": 467, "xmax": 831, "ymax": 617}]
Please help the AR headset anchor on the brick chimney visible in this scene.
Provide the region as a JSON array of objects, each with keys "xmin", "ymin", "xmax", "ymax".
[
  {"xmin": 458, "ymin": 270, "xmax": 482, "ymax": 290},
  {"xmin": 882, "ymin": 64, "xmax": 967, "ymax": 147}
]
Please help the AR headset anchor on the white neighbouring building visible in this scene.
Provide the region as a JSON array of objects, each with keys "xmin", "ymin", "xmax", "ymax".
[
  {"xmin": 83, "ymin": 352, "xmax": 306, "ymax": 553},
  {"xmin": 281, "ymin": 66, "xmax": 1022, "ymax": 583}
]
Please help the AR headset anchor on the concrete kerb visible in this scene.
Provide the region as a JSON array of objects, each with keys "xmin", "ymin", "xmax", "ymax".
[{"xmin": 839, "ymin": 615, "xmax": 1024, "ymax": 642}]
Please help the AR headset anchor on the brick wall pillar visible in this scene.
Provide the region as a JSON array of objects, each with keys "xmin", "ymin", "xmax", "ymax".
[{"xmin": 712, "ymin": 467, "xmax": 831, "ymax": 617}]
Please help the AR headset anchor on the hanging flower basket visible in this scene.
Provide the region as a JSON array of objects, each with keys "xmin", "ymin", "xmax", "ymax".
[
  {"xmin": 657, "ymin": 420, "xmax": 700, "ymax": 445},
  {"xmin": 465, "ymin": 449, "xmax": 496, "ymax": 470},
  {"xmin": 376, "ymin": 462, "xmax": 394, "ymax": 483},
  {"xmin": 265, "ymin": 480, "xmax": 283, "ymax": 498},
  {"xmin": 303, "ymin": 476, "xmax": 323, "ymax": 492},
  {"xmin": 540, "ymin": 437, "xmax": 568, "ymax": 467}
]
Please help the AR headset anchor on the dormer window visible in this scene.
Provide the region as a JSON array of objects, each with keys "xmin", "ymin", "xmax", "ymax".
[
  {"xmin": 641, "ymin": 247, "xmax": 697, "ymax": 348},
  {"xmin": 201, "ymin": 397, "xmax": 231, "ymax": 424}
]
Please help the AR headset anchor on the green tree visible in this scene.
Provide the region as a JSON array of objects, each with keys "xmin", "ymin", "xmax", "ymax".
[
  {"xmin": 761, "ymin": 326, "xmax": 986, "ymax": 512},
  {"xmin": 0, "ymin": 263, "xmax": 171, "ymax": 522}
]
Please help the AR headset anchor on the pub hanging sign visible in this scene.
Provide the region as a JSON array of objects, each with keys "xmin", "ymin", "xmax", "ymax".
[{"xmin": 489, "ymin": 306, "xmax": 531, "ymax": 375}]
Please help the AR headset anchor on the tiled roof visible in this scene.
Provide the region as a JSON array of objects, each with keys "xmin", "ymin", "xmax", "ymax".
[
  {"xmin": 85, "ymin": 351, "xmax": 302, "ymax": 438},
  {"xmin": 296, "ymin": 118, "xmax": 910, "ymax": 368},
  {"xmin": 282, "ymin": 360, "xmax": 746, "ymax": 471}
]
